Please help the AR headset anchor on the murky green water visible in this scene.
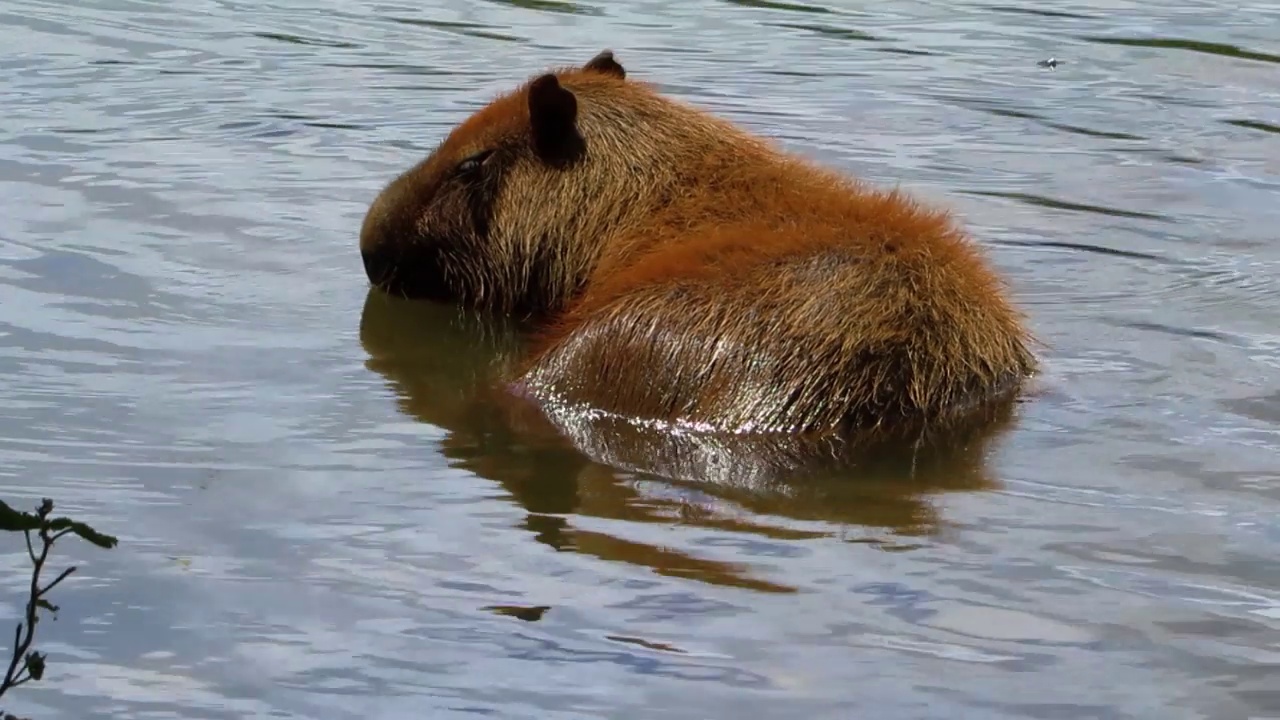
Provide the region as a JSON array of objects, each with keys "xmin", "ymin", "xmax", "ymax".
[{"xmin": 2, "ymin": 1, "xmax": 1278, "ymax": 718}]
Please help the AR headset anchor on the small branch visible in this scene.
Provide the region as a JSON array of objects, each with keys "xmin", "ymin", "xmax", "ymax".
[
  {"xmin": 37, "ymin": 567, "xmax": 76, "ymax": 599},
  {"xmin": 0, "ymin": 625, "xmax": 21, "ymax": 694},
  {"xmin": 1, "ymin": 525, "xmax": 46, "ymax": 696},
  {"xmin": 0, "ymin": 498, "xmax": 117, "ymax": 706},
  {"xmin": 3, "ymin": 672, "xmax": 29, "ymax": 690}
]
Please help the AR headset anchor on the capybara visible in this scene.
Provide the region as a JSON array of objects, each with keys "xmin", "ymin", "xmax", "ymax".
[{"xmin": 359, "ymin": 50, "xmax": 1037, "ymax": 441}]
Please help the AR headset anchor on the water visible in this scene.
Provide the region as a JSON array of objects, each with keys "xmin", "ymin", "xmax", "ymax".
[{"xmin": 1, "ymin": 0, "xmax": 1278, "ymax": 718}]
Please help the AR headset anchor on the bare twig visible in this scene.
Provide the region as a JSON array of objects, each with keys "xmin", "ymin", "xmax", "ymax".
[{"xmin": 1, "ymin": 524, "xmax": 48, "ymax": 696}]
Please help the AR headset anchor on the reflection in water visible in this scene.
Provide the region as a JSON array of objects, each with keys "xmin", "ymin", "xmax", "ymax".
[{"xmin": 359, "ymin": 289, "xmax": 1022, "ymax": 592}]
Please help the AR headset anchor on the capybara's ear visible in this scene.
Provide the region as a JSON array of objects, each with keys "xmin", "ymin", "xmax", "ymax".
[
  {"xmin": 528, "ymin": 73, "xmax": 585, "ymax": 167},
  {"xmin": 583, "ymin": 49, "xmax": 625, "ymax": 79}
]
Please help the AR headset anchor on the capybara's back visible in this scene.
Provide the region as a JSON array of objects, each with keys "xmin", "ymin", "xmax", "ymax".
[{"xmin": 359, "ymin": 50, "xmax": 1037, "ymax": 442}]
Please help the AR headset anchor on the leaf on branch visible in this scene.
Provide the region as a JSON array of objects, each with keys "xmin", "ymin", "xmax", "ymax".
[
  {"xmin": 0, "ymin": 502, "xmax": 40, "ymax": 534},
  {"xmin": 45, "ymin": 518, "xmax": 118, "ymax": 549},
  {"xmin": 22, "ymin": 652, "xmax": 44, "ymax": 682}
]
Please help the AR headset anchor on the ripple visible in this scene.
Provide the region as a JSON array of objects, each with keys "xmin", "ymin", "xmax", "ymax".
[
  {"xmin": 1162, "ymin": 254, "xmax": 1280, "ymax": 308},
  {"xmin": 768, "ymin": 22, "xmax": 883, "ymax": 41},
  {"xmin": 385, "ymin": 17, "xmax": 526, "ymax": 43},
  {"xmin": 962, "ymin": 190, "xmax": 1173, "ymax": 222},
  {"xmin": 1100, "ymin": 318, "xmax": 1243, "ymax": 345},
  {"xmin": 480, "ymin": 0, "xmax": 603, "ymax": 16},
  {"xmin": 249, "ymin": 31, "xmax": 362, "ymax": 49},
  {"xmin": 930, "ymin": 94, "xmax": 1155, "ymax": 145},
  {"xmin": 918, "ymin": 604, "xmax": 1095, "ymax": 645},
  {"xmin": 984, "ymin": 5, "xmax": 1097, "ymax": 20},
  {"xmin": 721, "ymin": 0, "xmax": 833, "ymax": 13},
  {"xmin": 990, "ymin": 238, "xmax": 1169, "ymax": 262},
  {"xmin": 1080, "ymin": 36, "xmax": 1280, "ymax": 65},
  {"xmin": 483, "ymin": 604, "xmax": 552, "ymax": 622},
  {"xmin": 1223, "ymin": 118, "xmax": 1280, "ymax": 135}
]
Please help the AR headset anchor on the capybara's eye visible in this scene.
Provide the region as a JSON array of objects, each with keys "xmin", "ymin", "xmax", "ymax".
[{"xmin": 456, "ymin": 150, "xmax": 494, "ymax": 176}]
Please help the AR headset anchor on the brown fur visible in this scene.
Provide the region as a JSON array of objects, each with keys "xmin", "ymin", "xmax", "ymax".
[{"xmin": 360, "ymin": 50, "xmax": 1037, "ymax": 440}]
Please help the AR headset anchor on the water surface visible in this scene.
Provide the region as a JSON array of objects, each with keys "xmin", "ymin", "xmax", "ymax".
[{"xmin": 1, "ymin": 0, "xmax": 1278, "ymax": 718}]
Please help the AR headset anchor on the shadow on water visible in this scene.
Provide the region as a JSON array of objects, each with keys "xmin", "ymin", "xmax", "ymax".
[{"xmin": 358, "ymin": 289, "xmax": 1023, "ymax": 593}]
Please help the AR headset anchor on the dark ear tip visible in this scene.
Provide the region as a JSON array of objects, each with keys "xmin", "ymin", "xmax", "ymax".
[
  {"xmin": 530, "ymin": 73, "xmax": 561, "ymax": 91},
  {"xmin": 583, "ymin": 49, "xmax": 626, "ymax": 79}
]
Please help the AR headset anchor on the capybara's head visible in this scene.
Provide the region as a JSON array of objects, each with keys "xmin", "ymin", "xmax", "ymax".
[{"xmin": 360, "ymin": 49, "xmax": 689, "ymax": 316}]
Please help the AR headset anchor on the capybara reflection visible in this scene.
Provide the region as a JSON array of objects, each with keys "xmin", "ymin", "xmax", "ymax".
[{"xmin": 360, "ymin": 50, "xmax": 1036, "ymax": 441}]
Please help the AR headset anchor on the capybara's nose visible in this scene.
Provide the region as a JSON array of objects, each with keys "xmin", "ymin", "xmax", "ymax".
[{"xmin": 362, "ymin": 249, "xmax": 395, "ymax": 289}]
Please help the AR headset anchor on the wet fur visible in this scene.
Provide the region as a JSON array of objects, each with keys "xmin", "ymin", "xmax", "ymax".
[{"xmin": 360, "ymin": 50, "xmax": 1038, "ymax": 440}]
